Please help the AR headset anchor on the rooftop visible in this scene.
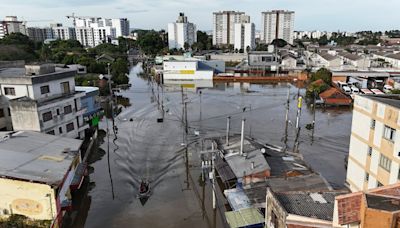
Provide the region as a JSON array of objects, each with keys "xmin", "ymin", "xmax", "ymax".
[
  {"xmin": 338, "ymin": 52, "xmax": 363, "ymax": 61},
  {"xmin": 364, "ymin": 94, "xmax": 400, "ymax": 109},
  {"xmin": 0, "ymin": 131, "xmax": 82, "ymax": 185},
  {"xmin": 319, "ymin": 52, "xmax": 339, "ymax": 61},
  {"xmin": 223, "ymin": 137, "xmax": 270, "ymax": 178},
  {"xmin": 366, "ymin": 194, "xmax": 400, "ymax": 212},
  {"xmin": 275, "ymin": 191, "xmax": 346, "ymax": 221},
  {"xmin": 0, "ymin": 67, "xmax": 76, "ymax": 84}
]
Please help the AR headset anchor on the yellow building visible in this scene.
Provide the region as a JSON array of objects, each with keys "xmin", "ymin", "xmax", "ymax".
[
  {"xmin": 0, "ymin": 131, "xmax": 84, "ymax": 227},
  {"xmin": 346, "ymin": 95, "xmax": 400, "ymax": 192}
]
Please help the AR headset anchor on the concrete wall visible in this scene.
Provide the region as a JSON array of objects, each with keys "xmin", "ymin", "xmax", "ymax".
[
  {"xmin": 0, "ymin": 178, "xmax": 57, "ymax": 221},
  {"xmin": 32, "ymin": 77, "xmax": 75, "ymax": 101},
  {"xmin": 163, "ymin": 61, "xmax": 198, "ymax": 71},
  {"xmin": 265, "ymin": 189, "xmax": 287, "ymax": 228},
  {"xmin": 10, "ymin": 101, "xmax": 41, "ymax": 131}
]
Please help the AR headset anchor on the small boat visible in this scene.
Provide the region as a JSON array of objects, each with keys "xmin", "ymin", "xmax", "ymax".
[{"xmin": 138, "ymin": 180, "xmax": 151, "ymax": 198}]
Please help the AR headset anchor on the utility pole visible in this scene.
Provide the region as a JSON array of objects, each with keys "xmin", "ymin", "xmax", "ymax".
[
  {"xmin": 226, "ymin": 116, "xmax": 231, "ymax": 146},
  {"xmin": 312, "ymin": 92, "xmax": 317, "ymax": 142},
  {"xmin": 293, "ymin": 96, "xmax": 303, "ymax": 153},
  {"xmin": 284, "ymin": 87, "xmax": 290, "ymax": 146},
  {"xmin": 240, "ymin": 118, "xmax": 246, "ymax": 156},
  {"xmin": 181, "ymin": 86, "xmax": 184, "ymax": 124},
  {"xmin": 184, "ymin": 102, "xmax": 188, "ymax": 134},
  {"xmin": 211, "ymin": 142, "xmax": 216, "ymax": 210}
]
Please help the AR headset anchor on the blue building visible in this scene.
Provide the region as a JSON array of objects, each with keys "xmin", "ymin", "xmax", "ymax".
[{"xmin": 75, "ymin": 86, "xmax": 101, "ymax": 122}]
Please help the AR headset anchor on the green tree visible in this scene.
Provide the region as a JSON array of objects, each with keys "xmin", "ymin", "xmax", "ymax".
[
  {"xmin": 310, "ymin": 68, "xmax": 332, "ymax": 84},
  {"xmin": 137, "ymin": 30, "xmax": 166, "ymax": 55},
  {"xmin": 111, "ymin": 58, "xmax": 129, "ymax": 85},
  {"xmin": 271, "ymin": 39, "xmax": 288, "ymax": 48}
]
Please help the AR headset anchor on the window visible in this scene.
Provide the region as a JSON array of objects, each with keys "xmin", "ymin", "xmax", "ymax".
[
  {"xmin": 4, "ymin": 87, "xmax": 15, "ymax": 96},
  {"xmin": 377, "ymin": 181, "xmax": 384, "ymax": 187},
  {"xmin": 370, "ymin": 119, "xmax": 376, "ymax": 129},
  {"xmin": 365, "ymin": 173, "xmax": 369, "ymax": 182},
  {"xmin": 379, "ymin": 154, "xmax": 392, "ymax": 172},
  {"xmin": 0, "ymin": 109, "xmax": 4, "ymax": 118},
  {"xmin": 368, "ymin": 147, "xmax": 373, "ymax": 156},
  {"xmin": 60, "ymin": 81, "xmax": 70, "ymax": 94},
  {"xmin": 42, "ymin": 111, "xmax": 53, "ymax": 122},
  {"xmin": 66, "ymin": 122, "xmax": 74, "ymax": 132},
  {"xmin": 59, "ymin": 127, "xmax": 63, "ymax": 134},
  {"xmin": 46, "ymin": 130, "xmax": 55, "ymax": 135},
  {"xmin": 40, "ymin": 85, "xmax": 50, "ymax": 94},
  {"xmin": 56, "ymin": 109, "xmax": 60, "ymax": 115},
  {"xmin": 383, "ymin": 125, "xmax": 396, "ymax": 142},
  {"xmin": 64, "ymin": 105, "xmax": 72, "ymax": 114}
]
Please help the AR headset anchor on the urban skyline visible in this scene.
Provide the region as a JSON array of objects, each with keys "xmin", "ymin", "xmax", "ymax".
[{"xmin": 1, "ymin": 0, "xmax": 400, "ymax": 31}]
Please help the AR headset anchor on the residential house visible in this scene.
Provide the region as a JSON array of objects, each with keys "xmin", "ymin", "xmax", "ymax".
[{"xmin": 0, "ymin": 131, "xmax": 85, "ymax": 227}]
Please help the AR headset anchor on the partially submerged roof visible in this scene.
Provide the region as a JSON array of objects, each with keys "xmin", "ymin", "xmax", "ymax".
[
  {"xmin": 225, "ymin": 208, "xmax": 264, "ymax": 228},
  {"xmin": 275, "ymin": 191, "xmax": 345, "ymax": 221},
  {"xmin": 0, "ymin": 131, "xmax": 82, "ymax": 185}
]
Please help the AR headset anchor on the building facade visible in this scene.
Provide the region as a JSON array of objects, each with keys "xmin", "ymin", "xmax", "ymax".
[
  {"xmin": 261, "ymin": 10, "xmax": 295, "ymax": 45},
  {"xmin": 27, "ymin": 27, "xmax": 54, "ymax": 42},
  {"xmin": 168, "ymin": 13, "xmax": 197, "ymax": 50},
  {"xmin": 0, "ymin": 64, "xmax": 88, "ymax": 139},
  {"xmin": 346, "ymin": 95, "xmax": 400, "ymax": 192},
  {"xmin": 111, "ymin": 18, "xmax": 130, "ymax": 37},
  {"xmin": 213, "ymin": 11, "xmax": 249, "ymax": 46},
  {"xmin": 234, "ymin": 23, "xmax": 255, "ymax": 52},
  {"xmin": 51, "ymin": 24, "xmax": 76, "ymax": 40}
]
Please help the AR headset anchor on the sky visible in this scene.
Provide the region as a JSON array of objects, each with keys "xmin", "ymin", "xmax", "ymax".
[{"xmin": 0, "ymin": 0, "xmax": 399, "ymax": 32}]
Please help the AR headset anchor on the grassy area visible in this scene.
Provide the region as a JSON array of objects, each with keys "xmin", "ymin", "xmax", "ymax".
[{"xmin": 0, "ymin": 215, "xmax": 51, "ymax": 228}]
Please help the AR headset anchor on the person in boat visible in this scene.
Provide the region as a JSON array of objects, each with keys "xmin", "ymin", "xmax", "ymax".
[{"xmin": 140, "ymin": 180, "xmax": 149, "ymax": 193}]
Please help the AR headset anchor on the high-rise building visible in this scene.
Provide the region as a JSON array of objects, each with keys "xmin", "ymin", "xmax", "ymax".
[
  {"xmin": 27, "ymin": 27, "xmax": 54, "ymax": 42},
  {"xmin": 213, "ymin": 11, "xmax": 250, "ymax": 46},
  {"xmin": 346, "ymin": 95, "xmax": 400, "ymax": 192},
  {"xmin": 234, "ymin": 22, "xmax": 255, "ymax": 52},
  {"xmin": 111, "ymin": 18, "xmax": 130, "ymax": 37},
  {"xmin": 0, "ymin": 16, "xmax": 26, "ymax": 39},
  {"xmin": 261, "ymin": 10, "xmax": 295, "ymax": 45},
  {"xmin": 51, "ymin": 24, "xmax": 76, "ymax": 40},
  {"xmin": 168, "ymin": 13, "xmax": 197, "ymax": 50}
]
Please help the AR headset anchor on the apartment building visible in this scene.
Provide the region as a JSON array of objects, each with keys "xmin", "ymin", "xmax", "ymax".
[
  {"xmin": 346, "ymin": 95, "xmax": 400, "ymax": 192},
  {"xmin": 0, "ymin": 64, "xmax": 88, "ymax": 139},
  {"xmin": 27, "ymin": 27, "xmax": 54, "ymax": 42},
  {"xmin": 0, "ymin": 16, "xmax": 26, "ymax": 39},
  {"xmin": 168, "ymin": 13, "xmax": 197, "ymax": 50},
  {"xmin": 234, "ymin": 22, "xmax": 255, "ymax": 52},
  {"xmin": 213, "ymin": 11, "xmax": 249, "ymax": 46},
  {"xmin": 51, "ymin": 24, "xmax": 76, "ymax": 40},
  {"xmin": 261, "ymin": 10, "xmax": 295, "ymax": 44}
]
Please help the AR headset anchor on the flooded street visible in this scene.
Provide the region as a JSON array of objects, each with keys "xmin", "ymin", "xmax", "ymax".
[{"xmin": 82, "ymin": 64, "xmax": 352, "ymax": 227}]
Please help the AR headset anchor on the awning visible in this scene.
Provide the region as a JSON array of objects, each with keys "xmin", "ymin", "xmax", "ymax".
[
  {"xmin": 225, "ymin": 208, "xmax": 264, "ymax": 228},
  {"xmin": 70, "ymin": 163, "xmax": 87, "ymax": 190}
]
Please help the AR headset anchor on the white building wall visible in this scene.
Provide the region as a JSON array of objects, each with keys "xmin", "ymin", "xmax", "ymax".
[
  {"xmin": 349, "ymin": 136, "xmax": 368, "ymax": 167},
  {"xmin": 346, "ymin": 158, "xmax": 365, "ymax": 191},
  {"xmin": 374, "ymin": 121, "xmax": 383, "ymax": 148},
  {"xmin": 351, "ymin": 110, "xmax": 371, "ymax": 141},
  {"xmin": 262, "ymin": 11, "xmax": 294, "ymax": 44},
  {"xmin": 370, "ymin": 149, "xmax": 379, "ymax": 176}
]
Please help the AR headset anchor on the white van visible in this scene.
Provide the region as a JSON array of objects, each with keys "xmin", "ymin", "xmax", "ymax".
[
  {"xmin": 337, "ymin": 81, "xmax": 348, "ymax": 89},
  {"xmin": 342, "ymin": 86, "xmax": 351, "ymax": 94},
  {"xmin": 351, "ymin": 87, "xmax": 360, "ymax": 94},
  {"xmin": 383, "ymin": 85, "xmax": 393, "ymax": 93}
]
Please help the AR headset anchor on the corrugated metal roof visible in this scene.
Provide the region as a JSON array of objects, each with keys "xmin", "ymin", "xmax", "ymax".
[{"xmin": 225, "ymin": 208, "xmax": 264, "ymax": 228}]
